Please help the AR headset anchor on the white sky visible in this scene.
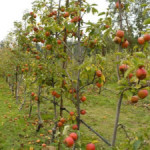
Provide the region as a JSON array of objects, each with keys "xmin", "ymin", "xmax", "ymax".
[{"xmin": 0, "ymin": 0, "xmax": 108, "ymax": 41}]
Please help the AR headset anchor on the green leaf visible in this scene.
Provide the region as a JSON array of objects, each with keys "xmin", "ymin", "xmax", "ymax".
[
  {"xmin": 87, "ymin": 6, "xmax": 91, "ymax": 13},
  {"xmin": 143, "ymin": 8, "xmax": 150, "ymax": 16},
  {"xmin": 98, "ymin": 12, "xmax": 105, "ymax": 16},
  {"xmin": 92, "ymin": 7, "xmax": 98, "ymax": 14},
  {"xmin": 141, "ymin": 3, "xmax": 148, "ymax": 7},
  {"xmin": 133, "ymin": 45, "xmax": 138, "ymax": 51},
  {"xmin": 134, "ymin": 52, "xmax": 146, "ymax": 58},
  {"xmin": 115, "ymin": 52, "xmax": 122, "ymax": 56},
  {"xmin": 143, "ymin": 18, "xmax": 150, "ymax": 25},
  {"xmin": 103, "ymin": 28, "xmax": 110, "ymax": 39},
  {"xmin": 64, "ymin": 23, "xmax": 75, "ymax": 32},
  {"xmin": 91, "ymin": 4, "xmax": 97, "ymax": 6},
  {"xmin": 133, "ymin": 140, "xmax": 142, "ymax": 150}
]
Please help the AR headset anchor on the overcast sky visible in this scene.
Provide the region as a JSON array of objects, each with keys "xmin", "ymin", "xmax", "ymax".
[{"xmin": 0, "ymin": 0, "xmax": 108, "ymax": 41}]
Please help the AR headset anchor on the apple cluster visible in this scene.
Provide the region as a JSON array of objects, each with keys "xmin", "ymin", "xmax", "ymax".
[
  {"xmin": 119, "ymin": 64, "xmax": 149, "ymax": 103},
  {"xmin": 64, "ymin": 132, "xmax": 95, "ymax": 150},
  {"xmin": 138, "ymin": 34, "xmax": 150, "ymax": 45},
  {"xmin": 114, "ymin": 30, "xmax": 129, "ymax": 48}
]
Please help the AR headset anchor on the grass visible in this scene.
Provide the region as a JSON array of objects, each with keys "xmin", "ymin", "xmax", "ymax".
[{"xmin": 0, "ymin": 78, "xmax": 150, "ymax": 150}]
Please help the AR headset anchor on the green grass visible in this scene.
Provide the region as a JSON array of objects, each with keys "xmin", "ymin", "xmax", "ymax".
[{"xmin": 0, "ymin": 78, "xmax": 150, "ymax": 150}]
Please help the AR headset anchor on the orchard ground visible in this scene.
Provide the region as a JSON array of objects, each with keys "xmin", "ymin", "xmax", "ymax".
[{"xmin": 0, "ymin": 77, "xmax": 150, "ymax": 150}]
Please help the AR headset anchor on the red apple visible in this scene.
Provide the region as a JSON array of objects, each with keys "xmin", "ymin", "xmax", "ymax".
[
  {"xmin": 46, "ymin": 44, "xmax": 52, "ymax": 50},
  {"xmin": 61, "ymin": 7, "xmax": 65, "ymax": 12},
  {"xmin": 57, "ymin": 121, "xmax": 63, "ymax": 127},
  {"xmin": 69, "ymin": 88, "xmax": 76, "ymax": 94},
  {"xmin": 122, "ymin": 40, "xmax": 129, "ymax": 48},
  {"xmin": 69, "ymin": 89, "xmax": 73, "ymax": 94},
  {"xmin": 27, "ymin": 48, "xmax": 30, "ymax": 52},
  {"xmin": 113, "ymin": 36, "xmax": 121, "ymax": 44},
  {"xmin": 70, "ymin": 112, "xmax": 74, "ymax": 116},
  {"xmin": 80, "ymin": 110, "xmax": 86, "ymax": 115},
  {"xmin": 53, "ymin": 16, "xmax": 57, "ymax": 20},
  {"xmin": 105, "ymin": 25, "xmax": 110, "ymax": 29},
  {"xmin": 136, "ymin": 68, "xmax": 147, "ymax": 80},
  {"xmin": 30, "ymin": 12, "xmax": 34, "ymax": 16},
  {"xmin": 63, "ymin": 80, "xmax": 67, "ymax": 86},
  {"xmin": 57, "ymin": 40, "xmax": 62, "ymax": 45},
  {"xmin": 138, "ymin": 89, "xmax": 148, "ymax": 99},
  {"xmin": 96, "ymin": 82, "xmax": 102, "ymax": 88},
  {"xmin": 40, "ymin": 39, "xmax": 45, "ymax": 43},
  {"xmin": 45, "ymin": 31, "xmax": 50, "ymax": 37},
  {"xmin": 22, "ymin": 69, "xmax": 25, "ymax": 72},
  {"xmin": 33, "ymin": 27, "xmax": 38, "ymax": 32},
  {"xmin": 31, "ymin": 92, "xmax": 35, "ymax": 97},
  {"xmin": 48, "ymin": 12, "xmax": 53, "ymax": 17},
  {"xmin": 144, "ymin": 34, "xmax": 150, "ymax": 41},
  {"xmin": 60, "ymin": 118, "xmax": 66, "ymax": 124},
  {"xmin": 55, "ymin": 93, "xmax": 60, "ymax": 98},
  {"xmin": 116, "ymin": 2, "xmax": 124, "ymax": 9},
  {"xmin": 116, "ymin": 30, "xmax": 124, "ymax": 38},
  {"xmin": 72, "ymin": 125, "xmax": 78, "ymax": 130},
  {"xmin": 25, "ymin": 67, "xmax": 29, "ymax": 71},
  {"xmin": 52, "ymin": 11, "xmax": 57, "ymax": 15},
  {"xmin": 35, "ymin": 96, "xmax": 38, "ymax": 101},
  {"xmin": 71, "ymin": 16, "xmax": 80, "ymax": 23},
  {"xmin": 69, "ymin": 133, "xmax": 78, "ymax": 141},
  {"xmin": 119, "ymin": 64, "xmax": 128, "ymax": 73},
  {"xmin": 138, "ymin": 37, "xmax": 145, "ymax": 45},
  {"xmin": 36, "ymin": 56, "xmax": 40, "ymax": 60},
  {"xmin": 131, "ymin": 96, "xmax": 139, "ymax": 103},
  {"xmin": 128, "ymin": 73, "xmax": 133, "ymax": 79},
  {"xmin": 86, "ymin": 143, "xmax": 95, "ymax": 150},
  {"xmin": 96, "ymin": 70, "xmax": 102, "ymax": 77},
  {"xmin": 80, "ymin": 96, "xmax": 86, "ymax": 102},
  {"xmin": 64, "ymin": 12, "xmax": 70, "ymax": 18},
  {"xmin": 32, "ymin": 38, "xmax": 37, "ymax": 42},
  {"xmin": 42, "ymin": 143, "xmax": 46, "ymax": 147},
  {"xmin": 52, "ymin": 91, "xmax": 57, "ymax": 96},
  {"xmin": 64, "ymin": 137, "xmax": 74, "ymax": 147}
]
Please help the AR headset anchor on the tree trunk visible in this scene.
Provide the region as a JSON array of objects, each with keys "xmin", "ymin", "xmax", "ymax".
[
  {"xmin": 112, "ymin": 92, "xmax": 124, "ymax": 147},
  {"xmin": 36, "ymin": 85, "xmax": 43, "ymax": 132}
]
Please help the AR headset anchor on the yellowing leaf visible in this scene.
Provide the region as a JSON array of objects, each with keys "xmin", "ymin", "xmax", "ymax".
[
  {"xmin": 86, "ymin": 66, "xmax": 91, "ymax": 71},
  {"xmin": 72, "ymin": 116, "xmax": 76, "ymax": 121},
  {"xmin": 92, "ymin": 140, "xmax": 99, "ymax": 144},
  {"xmin": 135, "ymin": 84, "xmax": 141, "ymax": 89},
  {"xmin": 101, "ymin": 74, "xmax": 105, "ymax": 82},
  {"xmin": 29, "ymin": 147, "xmax": 34, "ymax": 150},
  {"xmin": 135, "ymin": 136, "xmax": 138, "ymax": 140}
]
